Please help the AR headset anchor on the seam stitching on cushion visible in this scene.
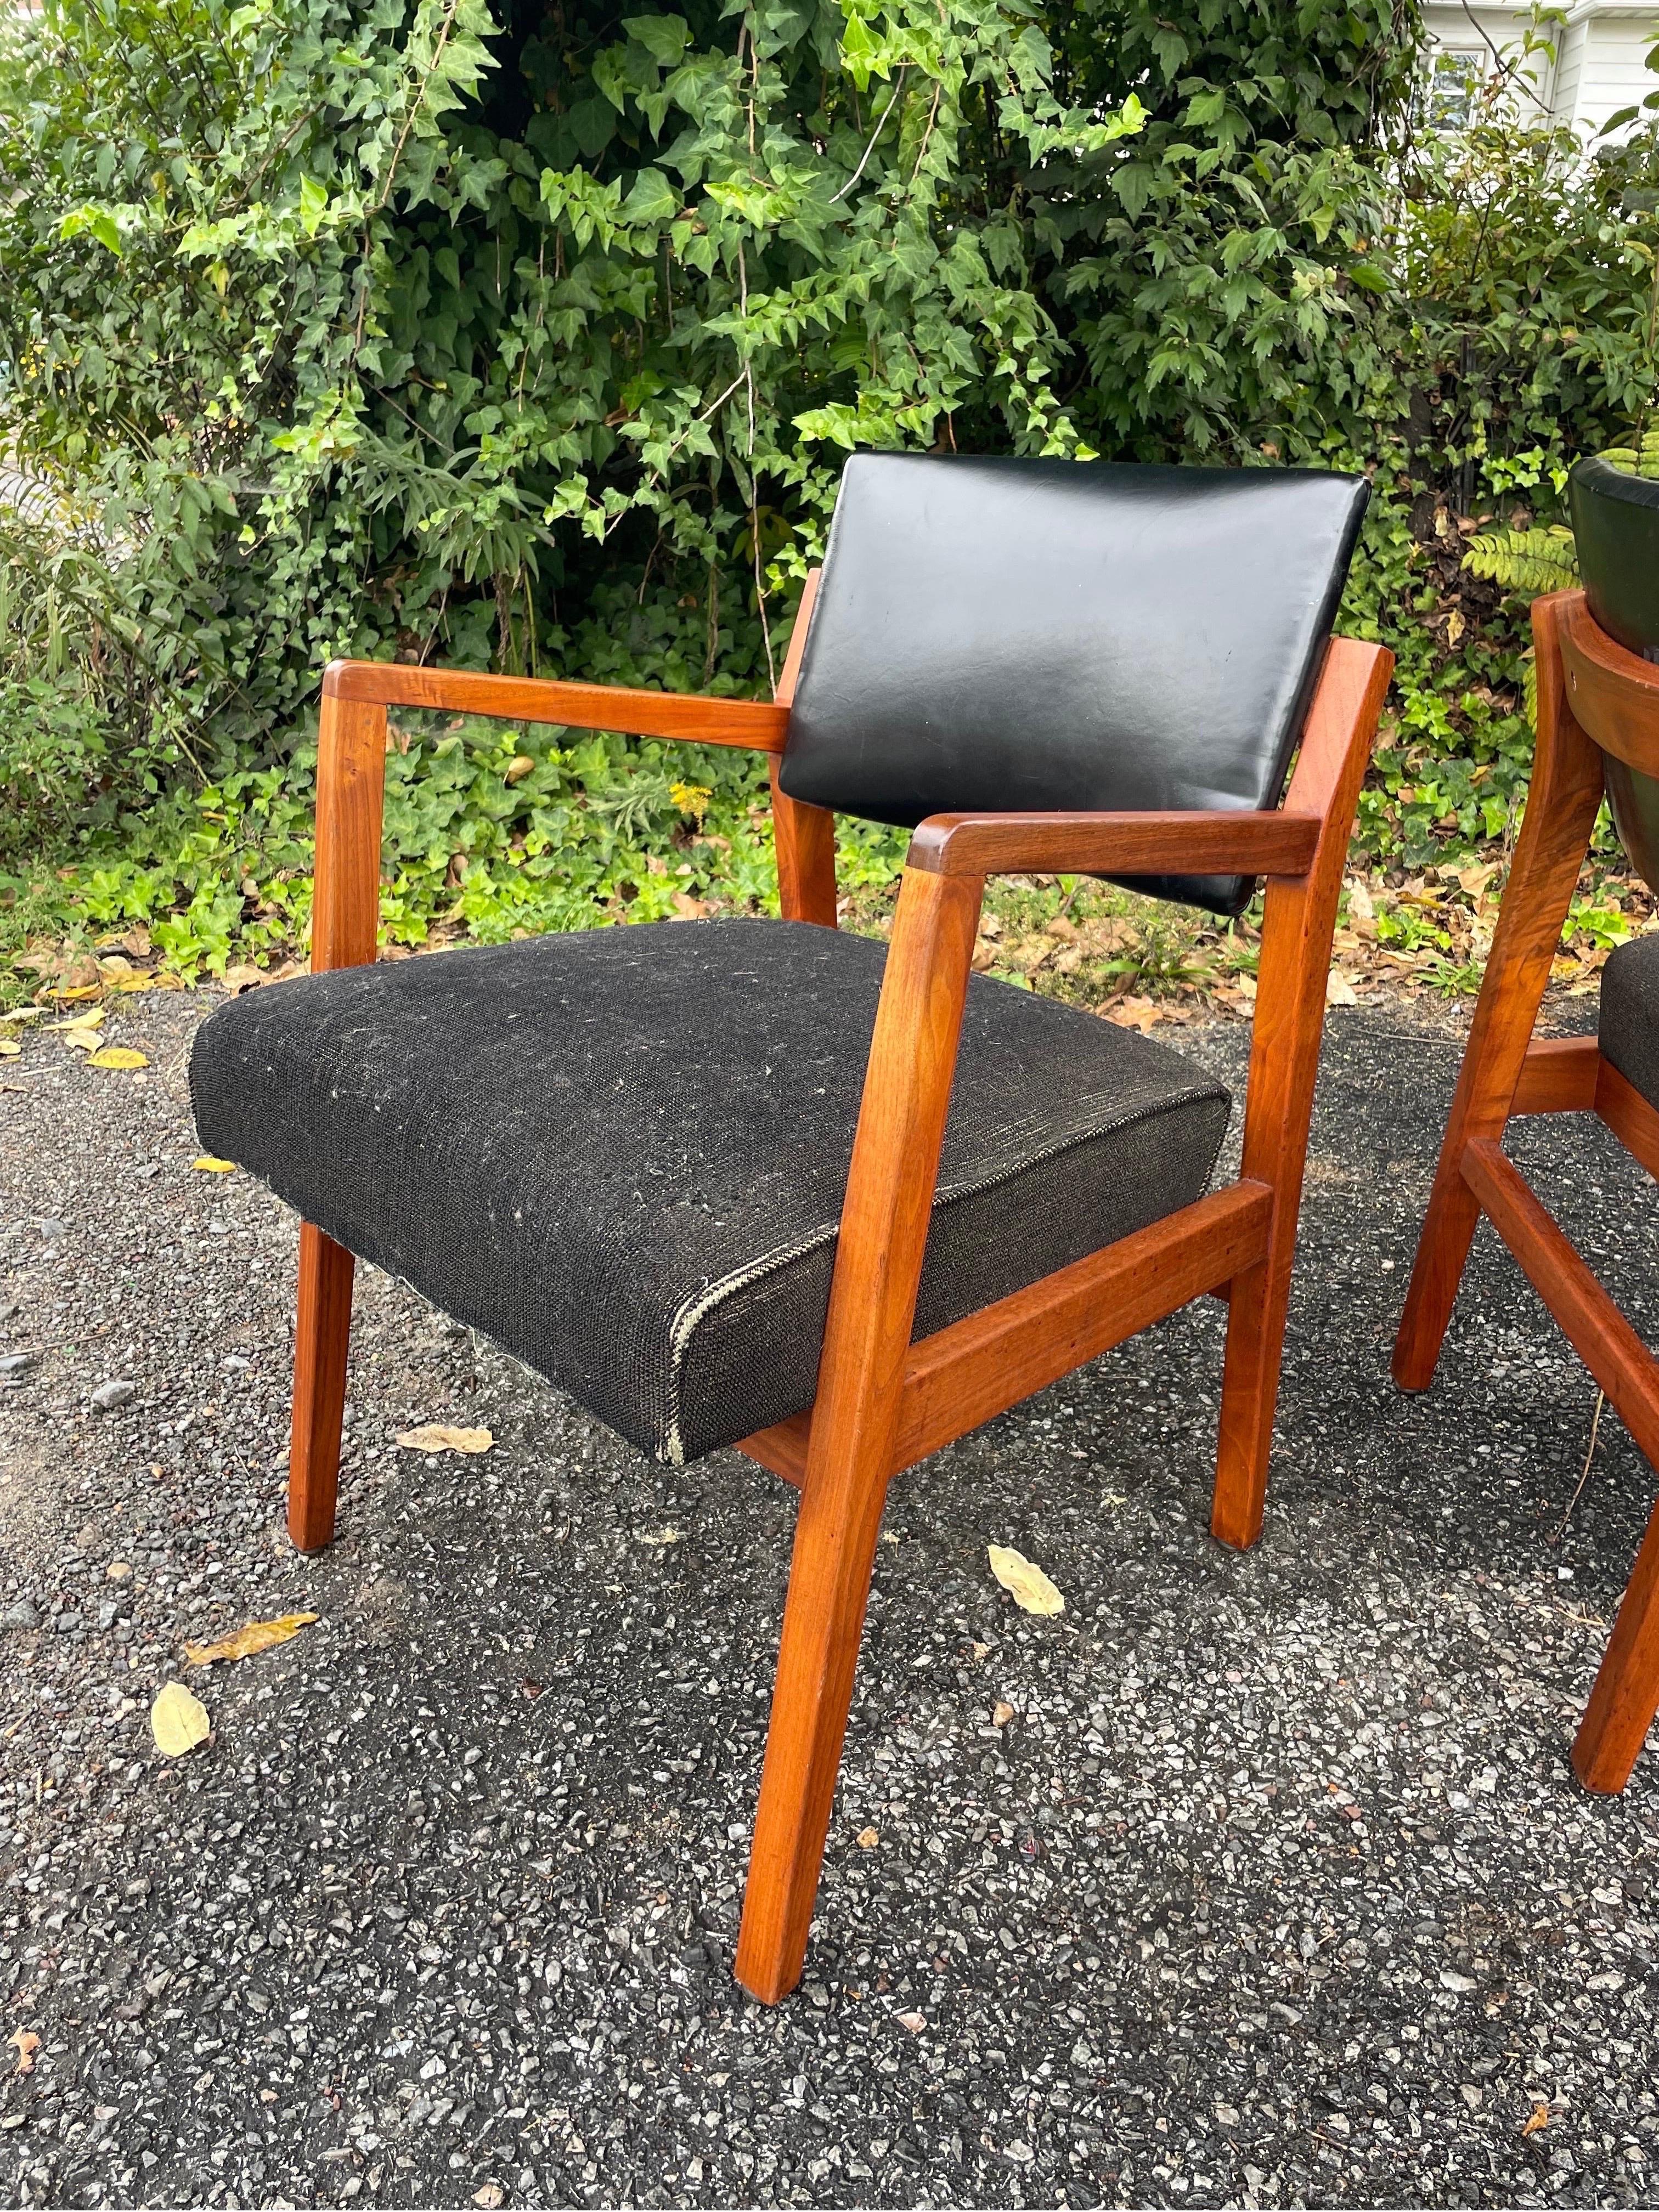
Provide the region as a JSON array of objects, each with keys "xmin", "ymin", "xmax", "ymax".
[{"xmin": 662, "ymin": 1077, "xmax": 1230, "ymax": 1466}]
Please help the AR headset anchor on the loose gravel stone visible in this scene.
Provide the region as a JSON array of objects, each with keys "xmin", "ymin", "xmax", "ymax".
[
  {"xmin": 0, "ymin": 1354, "xmax": 36, "ymax": 1379},
  {"xmin": 87, "ymin": 1377, "xmax": 137, "ymax": 1411},
  {"xmin": 2, "ymin": 978, "xmax": 1657, "ymax": 2210}
]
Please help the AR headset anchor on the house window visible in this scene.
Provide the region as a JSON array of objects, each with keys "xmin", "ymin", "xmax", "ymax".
[{"xmin": 1426, "ymin": 48, "xmax": 1486, "ymax": 129}]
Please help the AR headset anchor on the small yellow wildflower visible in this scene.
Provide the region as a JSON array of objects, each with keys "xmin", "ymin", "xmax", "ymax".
[{"xmin": 670, "ymin": 781, "xmax": 713, "ymax": 828}]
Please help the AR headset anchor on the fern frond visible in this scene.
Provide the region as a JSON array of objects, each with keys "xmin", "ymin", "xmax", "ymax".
[
  {"xmin": 1598, "ymin": 434, "xmax": 1659, "ymax": 480},
  {"xmin": 1462, "ymin": 525, "xmax": 1579, "ymax": 596}
]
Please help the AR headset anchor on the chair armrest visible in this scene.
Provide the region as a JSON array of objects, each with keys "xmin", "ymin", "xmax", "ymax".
[
  {"xmin": 323, "ymin": 659, "xmax": 790, "ymax": 753},
  {"xmin": 905, "ymin": 808, "xmax": 1322, "ymax": 880}
]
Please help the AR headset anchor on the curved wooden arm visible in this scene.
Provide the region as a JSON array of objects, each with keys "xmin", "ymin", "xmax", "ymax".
[
  {"xmin": 906, "ymin": 807, "xmax": 1321, "ymax": 880},
  {"xmin": 323, "ymin": 658, "xmax": 789, "ymax": 752}
]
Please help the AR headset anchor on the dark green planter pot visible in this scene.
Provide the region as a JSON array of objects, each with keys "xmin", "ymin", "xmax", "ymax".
[{"xmin": 1570, "ymin": 454, "xmax": 1659, "ymax": 890}]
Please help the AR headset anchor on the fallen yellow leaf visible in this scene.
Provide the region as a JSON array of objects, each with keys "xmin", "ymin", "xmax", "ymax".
[
  {"xmin": 55, "ymin": 982, "xmax": 103, "ymax": 1002},
  {"xmin": 50, "ymin": 1006, "xmax": 103, "ymax": 1033},
  {"xmin": 396, "ymin": 1423, "xmax": 494, "ymax": 1454},
  {"xmin": 8, "ymin": 2029, "xmax": 39, "ymax": 2075},
  {"xmin": 184, "ymin": 1611, "xmax": 318, "ymax": 1666},
  {"xmin": 191, "ymin": 1155, "xmax": 238, "ymax": 1174},
  {"xmin": 0, "ymin": 1039, "xmax": 17, "ymax": 1059},
  {"xmin": 107, "ymin": 971, "xmax": 154, "ymax": 993},
  {"xmin": 150, "ymin": 1680, "xmax": 211, "ymax": 1757},
  {"xmin": 988, "ymin": 1543, "xmax": 1066, "ymax": 1616},
  {"xmin": 87, "ymin": 1046, "xmax": 149, "ymax": 1071}
]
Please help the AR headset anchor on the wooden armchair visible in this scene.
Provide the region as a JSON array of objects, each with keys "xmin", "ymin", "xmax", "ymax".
[
  {"xmin": 190, "ymin": 453, "xmax": 1390, "ymax": 2002},
  {"xmin": 1396, "ymin": 587, "xmax": 1659, "ymax": 1795}
]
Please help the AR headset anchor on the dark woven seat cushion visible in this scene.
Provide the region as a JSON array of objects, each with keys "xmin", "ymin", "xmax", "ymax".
[
  {"xmin": 1601, "ymin": 933, "xmax": 1659, "ymax": 1109},
  {"xmin": 190, "ymin": 920, "xmax": 1230, "ymax": 1465}
]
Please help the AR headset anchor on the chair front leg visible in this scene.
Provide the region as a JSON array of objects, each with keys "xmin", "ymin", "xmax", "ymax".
[
  {"xmin": 289, "ymin": 1223, "xmax": 355, "ymax": 1551},
  {"xmin": 1577, "ymin": 1494, "xmax": 1659, "ymax": 1792},
  {"xmin": 285, "ymin": 682, "xmax": 388, "ymax": 1550},
  {"xmin": 1392, "ymin": 595, "xmax": 1605, "ymax": 1391},
  {"xmin": 734, "ymin": 866, "xmax": 981, "ymax": 2004}
]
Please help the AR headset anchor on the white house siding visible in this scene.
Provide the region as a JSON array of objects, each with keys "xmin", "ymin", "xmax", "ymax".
[{"xmin": 1422, "ymin": 0, "xmax": 1655, "ymax": 141}]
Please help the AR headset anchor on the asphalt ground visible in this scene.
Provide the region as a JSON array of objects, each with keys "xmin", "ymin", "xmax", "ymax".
[{"xmin": 3, "ymin": 978, "xmax": 1658, "ymax": 2210}]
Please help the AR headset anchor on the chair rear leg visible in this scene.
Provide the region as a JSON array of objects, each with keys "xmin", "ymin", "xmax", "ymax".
[
  {"xmin": 1575, "ymin": 1496, "xmax": 1659, "ymax": 1792},
  {"xmin": 289, "ymin": 1220, "xmax": 354, "ymax": 1552},
  {"xmin": 1212, "ymin": 1248, "xmax": 1295, "ymax": 1550}
]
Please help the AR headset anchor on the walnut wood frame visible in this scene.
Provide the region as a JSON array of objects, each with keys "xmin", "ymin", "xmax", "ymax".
[
  {"xmin": 286, "ymin": 582, "xmax": 1391, "ymax": 2003},
  {"xmin": 1395, "ymin": 589, "xmax": 1659, "ymax": 1796}
]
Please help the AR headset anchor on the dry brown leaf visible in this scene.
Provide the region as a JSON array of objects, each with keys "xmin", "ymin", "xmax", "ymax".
[
  {"xmin": 992, "ymin": 1700, "xmax": 1015, "ymax": 1727},
  {"xmin": 1105, "ymin": 995, "xmax": 1162, "ymax": 1034},
  {"xmin": 856, "ymin": 1826, "xmax": 880, "ymax": 1849},
  {"xmin": 396, "ymin": 1423, "xmax": 494, "ymax": 1455},
  {"xmin": 192, "ymin": 1155, "xmax": 238, "ymax": 1174},
  {"xmin": 473, "ymin": 2187, "xmax": 505, "ymax": 2209},
  {"xmin": 8, "ymin": 2030, "xmax": 39, "ymax": 2076},
  {"xmin": 150, "ymin": 1680, "xmax": 211, "ymax": 1758},
  {"xmin": 1522, "ymin": 2103, "xmax": 1550, "ymax": 2139},
  {"xmin": 1457, "ymin": 861, "xmax": 1501, "ymax": 899},
  {"xmin": 670, "ymin": 891, "xmax": 711, "ymax": 920},
  {"xmin": 1324, "ymin": 970, "xmax": 1358, "ymax": 1009},
  {"xmin": 87, "ymin": 1046, "xmax": 149, "ymax": 1071},
  {"xmin": 184, "ymin": 1611, "xmax": 318, "ymax": 1666},
  {"xmin": 988, "ymin": 1544, "xmax": 1065, "ymax": 1616}
]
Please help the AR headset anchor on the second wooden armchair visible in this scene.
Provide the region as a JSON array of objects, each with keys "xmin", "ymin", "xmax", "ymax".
[{"xmin": 190, "ymin": 454, "xmax": 1390, "ymax": 2002}]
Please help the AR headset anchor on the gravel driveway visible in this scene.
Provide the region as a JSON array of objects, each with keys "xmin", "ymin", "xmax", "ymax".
[{"xmin": 3, "ymin": 978, "xmax": 1658, "ymax": 2209}]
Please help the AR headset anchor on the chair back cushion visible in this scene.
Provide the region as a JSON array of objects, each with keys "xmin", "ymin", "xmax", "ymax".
[{"xmin": 780, "ymin": 454, "xmax": 1369, "ymax": 913}]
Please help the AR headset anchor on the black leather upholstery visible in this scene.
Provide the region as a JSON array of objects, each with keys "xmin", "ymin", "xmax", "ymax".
[{"xmin": 781, "ymin": 455, "xmax": 1369, "ymax": 914}]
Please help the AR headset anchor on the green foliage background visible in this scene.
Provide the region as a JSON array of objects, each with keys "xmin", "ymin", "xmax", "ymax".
[{"xmin": 3, "ymin": 0, "xmax": 1659, "ymax": 972}]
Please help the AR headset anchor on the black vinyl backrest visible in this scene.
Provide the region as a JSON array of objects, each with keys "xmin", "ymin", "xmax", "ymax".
[{"xmin": 780, "ymin": 454, "xmax": 1370, "ymax": 914}]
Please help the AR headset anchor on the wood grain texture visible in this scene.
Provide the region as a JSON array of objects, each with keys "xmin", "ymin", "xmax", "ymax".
[
  {"xmin": 768, "ymin": 574, "xmax": 838, "ymax": 926},
  {"xmin": 1576, "ymin": 1496, "xmax": 1659, "ymax": 1792},
  {"xmin": 1392, "ymin": 592, "xmax": 1606, "ymax": 1392},
  {"xmin": 735, "ymin": 1181, "xmax": 1273, "ymax": 1489},
  {"xmin": 895, "ymin": 1180, "xmax": 1271, "ymax": 1469},
  {"xmin": 324, "ymin": 658, "xmax": 789, "ymax": 751},
  {"xmin": 289, "ymin": 1224, "xmax": 356, "ymax": 1552},
  {"xmin": 1596, "ymin": 1056, "xmax": 1659, "ymax": 1185},
  {"xmin": 735, "ymin": 866, "xmax": 982, "ymax": 2005},
  {"xmin": 1209, "ymin": 636, "xmax": 1394, "ymax": 1548},
  {"xmin": 285, "ymin": 687, "xmax": 390, "ymax": 1551},
  {"xmin": 1559, "ymin": 591, "xmax": 1659, "ymax": 778},
  {"xmin": 1459, "ymin": 1137, "xmax": 1659, "ymax": 1790},
  {"xmin": 311, "ymin": 693, "xmax": 389, "ymax": 973},
  {"xmin": 1511, "ymin": 1035, "xmax": 1601, "ymax": 1115},
  {"xmin": 906, "ymin": 808, "xmax": 1319, "ymax": 881}
]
